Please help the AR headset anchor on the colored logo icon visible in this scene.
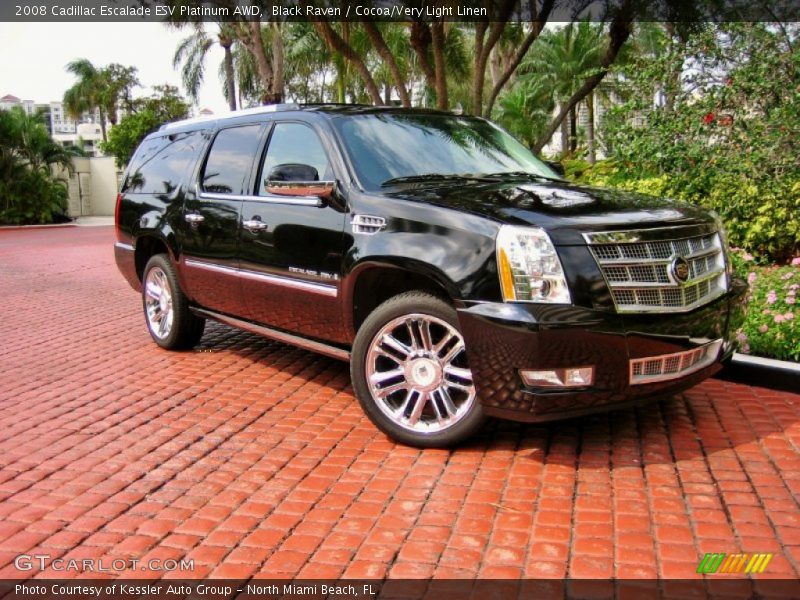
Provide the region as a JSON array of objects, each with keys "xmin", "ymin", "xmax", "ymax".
[{"xmin": 697, "ymin": 552, "xmax": 773, "ymax": 574}]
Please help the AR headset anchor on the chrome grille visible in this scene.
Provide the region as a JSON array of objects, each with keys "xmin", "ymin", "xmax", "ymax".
[
  {"xmin": 586, "ymin": 228, "xmax": 728, "ymax": 313},
  {"xmin": 630, "ymin": 339, "xmax": 722, "ymax": 385}
]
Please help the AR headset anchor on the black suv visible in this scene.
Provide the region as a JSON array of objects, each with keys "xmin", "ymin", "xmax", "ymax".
[{"xmin": 115, "ymin": 104, "xmax": 746, "ymax": 447}]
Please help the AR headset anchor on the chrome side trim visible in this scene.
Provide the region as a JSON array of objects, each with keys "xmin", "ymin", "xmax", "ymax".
[
  {"xmin": 629, "ymin": 339, "xmax": 722, "ymax": 385},
  {"xmin": 183, "ymin": 259, "xmax": 338, "ymax": 297},
  {"xmin": 198, "ymin": 191, "xmax": 321, "ymax": 207},
  {"xmin": 191, "ymin": 307, "xmax": 350, "ymax": 362},
  {"xmin": 114, "ymin": 242, "xmax": 134, "ymax": 252},
  {"xmin": 582, "ymin": 223, "xmax": 716, "ymax": 244}
]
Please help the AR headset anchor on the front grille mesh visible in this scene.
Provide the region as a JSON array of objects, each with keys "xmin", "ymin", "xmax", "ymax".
[
  {"xmin": 630, "ymin": 340, "xmax": 722, "ymax": 384},
  {"xmin": 588, "ymin": 230, "xmax": 728, "ymax": 313}
]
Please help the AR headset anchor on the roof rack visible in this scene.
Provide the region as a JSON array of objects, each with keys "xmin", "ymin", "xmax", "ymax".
[{"xmin": 159, "ymin": 103, "xmax": 301, "ymax": 131}]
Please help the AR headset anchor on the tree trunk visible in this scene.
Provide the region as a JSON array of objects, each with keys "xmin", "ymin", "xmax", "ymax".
[
  {"xmin": 483, "ymin": 0, "xmax": 555, "ymax": 117},
  {"xmin": 237, "ymin": 20, "xmax": 276, "ymax": 105},
  {"xmin": 472, "ymin": 0, "xmax": 516, "ymax": 115},
  {"xmin": 533, "ymin": 14, "xmax": 633, "ymax": 154},
  {"xmin": 363, "ymin": 22, "xmax": 411, "ymax": 107},
  {"xmin": 569, "ymin": 104, "xmax": 577, "ymax": 153},
  {"xmin": 587, "ymin": 91, "xmax": 596, "ymax": 164},
  {"xmin": 431, "ymin": 21, "xmax": 448, "ymax": 110},
  {"xmin": 271, "ymin": 22, "xmax": 284, "ymax": 102},
  {"xmin": 559, "ymin": 110, "xmax": 568, "ymax": 157},
  {"xmin": 409, "ymin": 21, "xmax": 436, "ymax": 104},
  {"xmin": 312, "ymin": 22, "xmax": 383, "ymax": 106},
  {"xmin": 99, "ymin": 110, "xmax": 107, "ymax": 143},
  {"xmin": 222, "ymin": 41, "xmax": 237, "ymax": 111}
]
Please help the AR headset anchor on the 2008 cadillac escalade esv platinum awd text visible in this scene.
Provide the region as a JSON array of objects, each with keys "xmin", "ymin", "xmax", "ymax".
[{"xmin": 115, "ymin": 104, "xmax": 747, "ymax": 447}]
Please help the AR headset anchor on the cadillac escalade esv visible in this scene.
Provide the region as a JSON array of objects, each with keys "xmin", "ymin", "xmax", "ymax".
[{"xmin": 114, "ymin": 104, "xmax": 747, "ymax": 447}]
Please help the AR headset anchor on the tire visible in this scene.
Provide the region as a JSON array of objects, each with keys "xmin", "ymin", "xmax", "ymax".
[
  {"xmin": 142, "ymin": 254, "xmax": 205, "ymax": 350},
  {"xmin": 351, "ymin": 292, "xmax": 485, "ymax": 448}
]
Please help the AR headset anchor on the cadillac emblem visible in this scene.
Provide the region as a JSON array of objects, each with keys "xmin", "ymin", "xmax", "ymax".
[{"xmin": 670, "ymin": 256, "xmax": 691, "ymax": 284}]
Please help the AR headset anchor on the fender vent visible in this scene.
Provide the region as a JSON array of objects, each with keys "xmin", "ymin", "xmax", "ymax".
[{"xmin": 352, "ymin": 214, "xmax": 386, "ymax": 235}]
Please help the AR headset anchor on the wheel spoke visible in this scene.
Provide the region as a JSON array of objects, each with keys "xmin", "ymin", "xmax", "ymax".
[
  {"xmin": 380, "ymin": 333, "xmax": 412, "ymax": 359},
  {"xmin": 406, "ymin": 391, "xmax": 428, "ymax": 425},
  {"xmin": 145, "ymin": 282, "xmax": 161, "ymax": 300},
  {"xmin": 441, "ymin": 341, "xmax": 465, "ymax": 365},
  {"xmin": 405, "ymin": 321, "xmax": 420, "ymax": 351},
  {"xmin": 443, "ymin": 365, "xmax": 473, "ymax": 381},
  {"xmin": 434, "ymin": 331, "xmax": 459, "ymax": 358},
  {"xmin": 375, "ymin": 380, "xmax": 409, "ymax": 399},
  {"xmin": 418, "ymin": 319, "xmax": 433, "ymax": 351},
  {"xmin": 436, "ymin": 387, "xmax": 458, "ymax": 418},
  {"xmin": 370, "ymin": 368, "xmax": 404, "ymax": 387}
]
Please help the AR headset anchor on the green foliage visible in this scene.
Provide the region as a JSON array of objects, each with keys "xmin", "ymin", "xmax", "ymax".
[
  {"xmin": 101, "ymin": 85, "xmax": 190, "ymax": 168},
  {"xmin": 599, "ymin": 23, "xmax": 800, "ymax": 261},
  {"xmin": 733, "ymin": 252, "xmax": 800, "ymax": 362},
  {"xmin": 0, "ymin": 107, "xmax": 72, "ymax": 225}
]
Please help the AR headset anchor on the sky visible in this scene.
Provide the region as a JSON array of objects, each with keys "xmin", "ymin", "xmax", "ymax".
[{"xmin": 0, "ymin": 22, "xmax": 229, "ymax": 114}]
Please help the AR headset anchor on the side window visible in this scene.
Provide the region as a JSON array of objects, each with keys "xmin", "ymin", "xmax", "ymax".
[
  {"xmin": 259, "ymin": 122, "xmax": 331, "ymax": 195},
  {"xmin": 123, "ymin": 132, "xmax": 199, "ymax": 196},
  {"xmin": 201, "ymin": 125, "xmax": 262, "ymax": 195}
]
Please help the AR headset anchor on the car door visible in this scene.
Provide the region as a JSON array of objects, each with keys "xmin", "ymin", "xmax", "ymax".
[
  {"xmin": 179, "ymin": 123, "xmax": 265, "ymax": 315},
  {"xmin": 238, "ymin": 119, "xmax": 349, "ymax": 344}
]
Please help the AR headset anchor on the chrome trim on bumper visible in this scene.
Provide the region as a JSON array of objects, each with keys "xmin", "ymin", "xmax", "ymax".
[{"xmin": 629, "ymin": 339, "xmax": 723, "ymax": 385}]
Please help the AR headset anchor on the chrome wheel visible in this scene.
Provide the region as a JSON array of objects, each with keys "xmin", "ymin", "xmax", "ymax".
[
  {"xmin": 144, "ymin": 266, "xmax": 174, "ymax": 339},
  {"xmin": 365, "ymin": 313, "xmax": 476, "ymax": 434}
]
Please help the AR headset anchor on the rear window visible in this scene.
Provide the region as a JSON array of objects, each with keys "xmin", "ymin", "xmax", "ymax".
[{"xmin": 122, "ymin": 132, "xmax": 201, "ymax": 196}]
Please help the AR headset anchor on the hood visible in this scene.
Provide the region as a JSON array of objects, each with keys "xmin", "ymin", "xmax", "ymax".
[{"xmin": 384, "ymin": 178, "xmax": 714, "ymax": 245}]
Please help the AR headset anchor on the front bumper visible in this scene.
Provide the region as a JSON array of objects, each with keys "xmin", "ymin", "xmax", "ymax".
[{"xmin": 457, "ymin": 277, "xmax": 747, "ymax": 422}]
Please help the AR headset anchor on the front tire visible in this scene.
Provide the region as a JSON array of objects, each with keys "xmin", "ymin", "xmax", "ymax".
[
  {"xmin": 142, "ymin": 254, "xmax": 205, "ymax": 350},
  {"xmin": 351, "ymin": 292, "xmax": 485, "ymax": 448}
]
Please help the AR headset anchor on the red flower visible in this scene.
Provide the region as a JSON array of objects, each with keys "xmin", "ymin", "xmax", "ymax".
[{"xmin": 703, "ymin": 113, "xmax": 716, "ymax": 124}]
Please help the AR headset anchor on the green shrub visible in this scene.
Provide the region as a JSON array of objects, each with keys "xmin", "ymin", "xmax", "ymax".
[
  {"xmin": 733, "ymin": 252, "xmax": 800, "ymax": 363},
  {"xmin": 0, "ymin": 168, "xmax": 69, "ymax": 225}
]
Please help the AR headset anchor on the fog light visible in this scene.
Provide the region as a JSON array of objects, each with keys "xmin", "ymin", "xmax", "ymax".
[{"xmin": 520, "ymin": 366, "xmax": 595, "ymax": 388}]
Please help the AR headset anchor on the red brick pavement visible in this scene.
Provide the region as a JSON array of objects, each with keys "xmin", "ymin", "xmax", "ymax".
[{"xmin": 0, "ymin": 226, "xmax": 799, "ymax": 581}]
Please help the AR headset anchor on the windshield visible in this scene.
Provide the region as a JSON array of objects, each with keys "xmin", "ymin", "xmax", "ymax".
[{"xmin": 333, "ymin": 113, "xmax": 559, "ymax": 191}]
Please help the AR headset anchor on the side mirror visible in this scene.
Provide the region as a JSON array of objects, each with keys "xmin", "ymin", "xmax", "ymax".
[{"xmin": 264, "ymin": 163, "xmax": 334, "ymax": 201}]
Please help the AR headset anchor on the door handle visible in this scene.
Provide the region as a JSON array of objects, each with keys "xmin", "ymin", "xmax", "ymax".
[
  {"xmin": 243, "ymin": 218, "xmax": 268, "ymax": 231},
  {"xmin": 185, "ymin": 213, "xmax": 205, "ymax": 224}
]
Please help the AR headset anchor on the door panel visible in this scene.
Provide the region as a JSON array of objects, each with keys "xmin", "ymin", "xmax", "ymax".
[
  {"xmin": 238, "ymin": 121, "xmax": 348, "ymax": 343},
  {"xmin": 178, "ymin": 124, "xmax": 264, "ymax": 315},
  {"xmin": 180, "ymin": 194, "xmax": 243, "ymax": 314},
  {"xmin": 239, "ymin": 198, "xmax": 347, "ymax": 343}
]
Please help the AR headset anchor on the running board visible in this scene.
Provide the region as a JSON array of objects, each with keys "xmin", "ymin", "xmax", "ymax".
[{"xmin": 191, "ymin": 307, "xmax": 351, "ymax": 362}]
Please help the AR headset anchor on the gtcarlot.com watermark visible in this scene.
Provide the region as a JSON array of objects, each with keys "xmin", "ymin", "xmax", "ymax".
[{"xmin": 14, "ymin": 554, "xmax": 194, "ymax": 573}]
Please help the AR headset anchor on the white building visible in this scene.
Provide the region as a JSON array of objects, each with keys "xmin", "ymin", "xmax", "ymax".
[{"xmin": 48, "ymin": 101, "xmax": 104, "ymax": 156}]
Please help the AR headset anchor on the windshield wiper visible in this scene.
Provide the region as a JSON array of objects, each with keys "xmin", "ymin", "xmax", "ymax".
[
  {"xmin": 381, "ymin": 173, "xmax": 499, "ymax": 187},
  {"xmin": 483, "ymin": 171, "xmax": 564, "ymax": 183}
]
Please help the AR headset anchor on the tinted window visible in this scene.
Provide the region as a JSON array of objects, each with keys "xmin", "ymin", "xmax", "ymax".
[
  {"xmin": 333, "ymin": 114, "xmax": 558, "ymax": 191},
  {"xmin": 259, "ymin": 122, "xmax": 331, "ymax": 194},
  {"xmin": 202, "ymin": 125, "xmax": 262, "ymax": 194},
  {"xmin": 123, "ymin": 132, "xmax": 200, "ymax": 196}
]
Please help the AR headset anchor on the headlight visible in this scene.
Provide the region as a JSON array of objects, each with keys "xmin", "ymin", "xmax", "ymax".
[
  {"xmin": 496, "ymin": 225, "xmax": 571, "ymax": 303},
  {"xmin": 709, "ymin": 210, "xmax": 733, "ymax": 280}
]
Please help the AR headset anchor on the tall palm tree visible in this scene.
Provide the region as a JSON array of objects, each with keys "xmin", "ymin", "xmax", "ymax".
[
  {"xmin": 63, "ymin": 59, "xmax": 108, "ymax": 142},
  {"xmin": 173, "ymin": 23, "xmax": 238, "ymax": 111},
  {"xmin": 520, "ymin": 21, "xmax": 607, "ymax": 156}
]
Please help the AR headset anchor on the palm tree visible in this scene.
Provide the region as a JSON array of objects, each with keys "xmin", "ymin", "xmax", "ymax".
[
  {"xmin": 63, "ymin": 60, "xmax": 139, "ymax": 143},
  {"xmin": 63, "ymin": 59, "xmax": 108, "ymax": 142},
  {"xmin": 520, "ymin": 22, "xmax": 607, "ymax": 157},
  {"xmin": 173, "ymin": 23, "xmax": 238, "ymax": 111}
]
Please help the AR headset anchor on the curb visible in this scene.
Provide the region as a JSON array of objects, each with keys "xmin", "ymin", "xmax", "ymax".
[
  {"xmin": 716, "ymin": 353, "xmax": 800, "ymax": 393},
  {"xmin": 0, "ymin": 223, "xmax": 76, "ymax": 231}
]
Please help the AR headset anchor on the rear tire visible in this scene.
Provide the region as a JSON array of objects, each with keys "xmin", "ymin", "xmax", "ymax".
[
  {"xmin": 351, "ymin": 292, "xmax": 485, "ymax": 448},
  {"xmin": 142, "ymin": 254, "xmax": 205, "ymax": 350}
]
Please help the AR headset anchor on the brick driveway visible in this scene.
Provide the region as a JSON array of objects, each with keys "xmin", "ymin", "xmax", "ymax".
[{"xmin": 0, "ymin": 226, "xmax": 799, "ymax": 583}]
